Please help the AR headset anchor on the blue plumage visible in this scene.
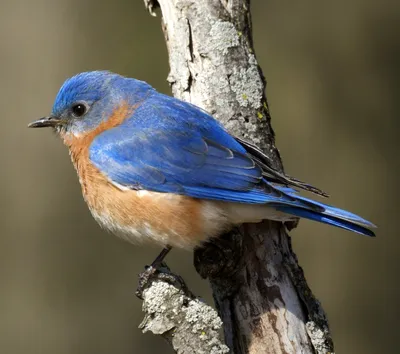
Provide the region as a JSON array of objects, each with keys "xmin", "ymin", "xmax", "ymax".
[
  {"xmin": 29, "ymin": 71, "xmax": 376, "ymax": 251},
  {"xmin": 89, "ymin": 86, "xmax": 375, "ymax": 237}
]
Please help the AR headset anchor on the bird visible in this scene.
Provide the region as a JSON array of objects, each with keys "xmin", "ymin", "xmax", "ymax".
[{"xmin": 28, "ymin": 71, "xmax": 375, "ymax": 264}]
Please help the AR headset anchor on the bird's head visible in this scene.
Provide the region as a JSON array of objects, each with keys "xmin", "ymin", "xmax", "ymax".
[{"xmin": 28, "ymin": 71, "xmax": 153, "ymax": 137}]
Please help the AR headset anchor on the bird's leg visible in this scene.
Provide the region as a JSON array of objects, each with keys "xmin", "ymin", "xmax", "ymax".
[
  {"xmin": 150, "ymin": 245, "xmax": 172, "ymax": 268},
  {"xmin": 136, "ymin": 245, "xmax": 174, "ymax": 299}
]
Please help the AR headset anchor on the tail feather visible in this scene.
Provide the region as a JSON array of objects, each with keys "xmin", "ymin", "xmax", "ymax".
[
  {"xmin": 273, "ymin": 185, "xmax": 376, "ymax": 229},
  {"xmin": 275, "ymin": 205, "xmax": 376, "ymax": 237},
  {"xmin": 289, "ymin": 195, "xmax": 376, "ymax": 229}
]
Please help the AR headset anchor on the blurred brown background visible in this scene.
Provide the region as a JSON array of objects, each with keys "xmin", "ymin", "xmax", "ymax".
[{"xmin": 0, "ymin": 0, "xmax": 398, "ymax": 353}]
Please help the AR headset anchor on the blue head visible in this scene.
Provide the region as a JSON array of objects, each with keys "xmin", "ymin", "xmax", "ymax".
[{"xmin": 29, "ymin": 71, "xmax": 154, "ymax": 136}]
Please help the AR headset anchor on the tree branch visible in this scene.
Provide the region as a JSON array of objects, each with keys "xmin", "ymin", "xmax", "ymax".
[
  {"xmin": 139, "ymin": 264, "xmax": 229, "ymax": 353},
  {"xmin": 141, "ymin": 1, "xmax": 335, "ymax": 353}
]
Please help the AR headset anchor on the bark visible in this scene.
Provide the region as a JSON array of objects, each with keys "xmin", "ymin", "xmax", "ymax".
[
  {"xmin": 141, "ymin": 1, "xmax": 335, "ymax": 353},
  {"xmin": 139, "ymin": 264, "xmax": 229, "ymax": 354}
]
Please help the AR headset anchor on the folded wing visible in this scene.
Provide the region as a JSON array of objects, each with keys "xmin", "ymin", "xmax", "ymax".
[{"xmin": 89, "ymin": 93, "xmax": 375, "ymax": 236}]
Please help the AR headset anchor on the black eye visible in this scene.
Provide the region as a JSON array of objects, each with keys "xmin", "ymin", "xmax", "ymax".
[{"xmin": 71, "ymin": 103, "xmax": 87, "ymax": 117}]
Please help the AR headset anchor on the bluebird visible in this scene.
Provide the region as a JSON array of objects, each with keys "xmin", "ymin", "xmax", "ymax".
[{"xmin": 28, "ymin": 71, "xmax": 375, "ymax": 263}]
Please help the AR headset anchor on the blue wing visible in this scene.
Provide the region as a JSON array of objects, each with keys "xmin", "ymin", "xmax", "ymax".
[{"xmin": 90, "ymin": 93, "xmax": 375, "ymax": 236}]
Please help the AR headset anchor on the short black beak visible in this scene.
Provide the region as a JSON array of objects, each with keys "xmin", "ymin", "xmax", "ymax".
[{"xmin": 28, "ymin": 116, "xmax": 62, "ymax": 128}]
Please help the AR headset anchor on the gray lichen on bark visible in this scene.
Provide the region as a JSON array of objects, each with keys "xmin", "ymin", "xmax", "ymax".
[
  {"xmin": 141, "ymin": 1, "xmax": 335, "ymax": 353},
  {"xmin": 139, "ymin": 266, "xmax": 229, "ymax": 354}
]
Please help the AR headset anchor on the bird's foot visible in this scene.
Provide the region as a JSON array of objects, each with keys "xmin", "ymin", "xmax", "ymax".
[
  {"xmin": 136, "ymin": 246, "xmax": 190, "ymax": 299},
  {"xmin": 135, "ymin": 263, "xmax": 161, "ymax": 299},
  {"xmin": 136, "ymin": 262, "xmax": 190, "ymax": 299}
]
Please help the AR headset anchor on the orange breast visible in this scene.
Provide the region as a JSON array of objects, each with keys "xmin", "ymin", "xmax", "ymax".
[
  {"xmin": 73, "ymin": 158, "xmax": 217, "ymax": 247},
  {"xmin": 60, "ymin": 103, "xmax": 222, "ymax": 248},
  {"xmin": 85, "ymin": 182, "xmax": 210, "ymax": 248}
]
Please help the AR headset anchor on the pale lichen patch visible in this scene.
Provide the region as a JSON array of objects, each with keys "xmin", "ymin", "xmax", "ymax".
[
  {"xmin": 141, "ymin": 279, "xmax": 229, "ymax": 353},
  {"xmin": 203, "ymin": 21, "xmax": 240, "ymax": 55},
  {"xmin": 306, "ymin": 321, "xmax": 333, "ymax": 353},
  {"xmin": 230, "ymin": 55, "xmax": 263, "ymax": 109}
]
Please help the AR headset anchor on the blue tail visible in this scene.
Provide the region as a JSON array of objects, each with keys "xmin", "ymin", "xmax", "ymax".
[
  {"xmin": 274, "ymin": 186, "xmax": 376, "ymax": 237},
  {"xmin": 275, "ymin": 206, "xmax": 375, "ymax": 237}
]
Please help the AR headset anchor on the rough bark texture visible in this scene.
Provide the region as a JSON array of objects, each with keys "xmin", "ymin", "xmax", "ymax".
[
  {"xmin": 141, "ymin": 1, "xmax": 335, "ymax": 353},
  {"xmin": 139, "ymin": 265, "xmax": 229, "ymax": 354}
]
